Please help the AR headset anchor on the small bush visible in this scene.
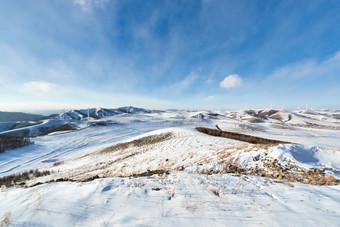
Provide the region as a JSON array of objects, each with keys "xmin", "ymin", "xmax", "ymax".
[
  {"xmin": 53, "ymin": 161, "xmax": 64, "ymax": 167},
  {"xmin": 196, "ymin": 127, "xmax": 289, "ymax": 145}
]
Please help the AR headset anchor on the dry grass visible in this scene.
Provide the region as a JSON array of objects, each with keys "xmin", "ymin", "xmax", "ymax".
[
  {"xmin": 99, "ymin": 132, "xmax": 173, "ymax": 154},
  {"xmin": 0, "ymin": 169, "xmax": 51, "ymax": 187},
  {"xmin": 215, "ymin": 157, "xmax": 340, "ymax": 186},
  {"xmin": 196, "ymin": 143, "xmax": 339, "ymax": 186},
  {"xmin": 52, "ymin": 161, "xmax": 64, "ymax": 167},
  {"xmin": 130, "ymin": 169, "xmax": 170, "ymax": 178},
  {"xmin": 196, "ymin": 127, "xmax": 289, "ymax": 145},
  {"xmin": 0, "ymin": 212, "xmax": 11, "ymax": 227}
]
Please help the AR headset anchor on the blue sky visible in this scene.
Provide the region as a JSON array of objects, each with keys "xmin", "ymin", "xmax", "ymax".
[{"xmin": 0, "ymin": 0, "xmax": 340, "ymax": 112}]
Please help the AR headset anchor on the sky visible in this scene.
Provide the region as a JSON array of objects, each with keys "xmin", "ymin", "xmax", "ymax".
[{"xmin": 0, "ymin": 0, "xmax": 340, "ymax": 113}]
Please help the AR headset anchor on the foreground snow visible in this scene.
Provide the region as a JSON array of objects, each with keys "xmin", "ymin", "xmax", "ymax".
[{"xmin": 1, "ymin": 172, "xmax": 339, "ymax": 226}]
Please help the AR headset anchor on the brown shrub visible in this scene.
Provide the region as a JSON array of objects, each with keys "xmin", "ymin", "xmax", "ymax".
[{"xmin": 196, "ymin": 127, "xmax": 289, "ymax": 145}]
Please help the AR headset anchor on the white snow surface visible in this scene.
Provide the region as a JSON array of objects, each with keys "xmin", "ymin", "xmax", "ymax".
[
  {"xmin": 0, "ymin": 108, "xmax": 340, "ymax": 226},
  {"xmin": 1, "ymin": 172, "xmax": 339, "ymax": 226}
]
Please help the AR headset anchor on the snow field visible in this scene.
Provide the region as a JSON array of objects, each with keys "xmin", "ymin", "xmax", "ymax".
[
  {"xmin": 1, "ymin": 172, "xmax": 339, "ymax": 226},
  {"xmin": 1, "ymin": 108, "xmax": 340, "ymax": 226}
]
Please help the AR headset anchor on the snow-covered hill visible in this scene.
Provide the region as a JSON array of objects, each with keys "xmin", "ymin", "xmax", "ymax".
[
  {"xmin": 0, "ymin": 107, "xmax": 340, "ymax": 226},
  {"xmin": 0, "ymin": 107, "xmax": 160, "ymax": 137}
]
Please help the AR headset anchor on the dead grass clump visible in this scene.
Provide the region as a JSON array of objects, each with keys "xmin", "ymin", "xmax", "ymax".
[
  {"xmin": 0, "ymin": 169, "xmax": 51, "ymax": 187},
  {"xmin": 303, "ymin": 171, "xmax": 340, "ymax": 186},
  {"xmin": 251, "ymin": 159, "xmax": 339, "ymax": 186},
  {"xmin": 217, "ymin": 150, "xmax": 233, "ymax": 159},
  {"xmin": 196, "ymin": 127, "xmax": 289, "ymax": 145},
  {"xmin": 210, "ymin": 188, "xmax": 220, "ymax": 197},
  {"xmin": 0, "ymin": 212, "xmax": 11, "ymax": 227},
  {"xmin": 201, "ymin": 153, "xmax": 339, "ymax": 186},
  {"xmin": 53, "ymin": 161, "xmax": 64, "ymax": 167},
  {"xmin": 0, "ymin": 135, "xmax": 32, "ymax": 153},
  {"xmin": 317, "ymin": 176, "xmax": 340, "ymax": 186},
  {"xmin": 100, "ymin": 132, "xmax": 172, "ymax": 154},
  {"xmin": 130, "ymin": 169, "xmax": 170, "ymax": 178}
]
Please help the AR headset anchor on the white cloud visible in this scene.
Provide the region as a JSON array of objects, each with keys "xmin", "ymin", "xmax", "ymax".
[
  {"xmin": 220, "ymin": 74, "xmax": 243, "ymax": 89},
  {"xmin": 205, "ymin": 78, "xmax": 213, "ymax": 84},
  {"xmin": 268, "ymin": 51, "xmax": 340, "ymax": 80},
  {"xmin": 205, "ymin": 95, "xmax": 215, "ymax": 101},
  {"xmin": 167, "ymin": 72, "xmax": 199, "ymax": 94},
  {"xmin": 73, "ymin": 0, "xmax": 110, "ymax": 11},
  {"xmin": 22, "ymin": 81, "xmax": 58, "ymax": 96},
  {"xmin": 0, "ymin": 102, "xmax": 86, "ymax": 112}
]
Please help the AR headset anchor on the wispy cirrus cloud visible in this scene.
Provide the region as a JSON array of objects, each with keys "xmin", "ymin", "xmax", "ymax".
[
  {"xmin": 21, "ymin": 81, "xmax": 59, "ymax": 96},
  {"xmin": 243, "ymin": 50, "xmax": 340, "ymax": 106},
  {"xmin": 163, "ymin": 72, "xmax": 199, "ymax": 95},
  {"xmin": 73, "ymin": 0, "xmax": 110, "ymax": 12},
  {"xmin": 1, "ymin": 0, "xmax": 340, "ymax": 111},
  {"xmin": 267, "ymin": 51, "xmax": 340, "ymax": 80},
  {"xmin": 205, "ymin": 95, "xmax": 215, "ymax": 101}
]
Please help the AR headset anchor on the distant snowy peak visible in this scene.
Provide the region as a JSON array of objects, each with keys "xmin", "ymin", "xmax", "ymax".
[{"xmin": 58, "ymin": 106, "xmax": 160, "ymax": 120}]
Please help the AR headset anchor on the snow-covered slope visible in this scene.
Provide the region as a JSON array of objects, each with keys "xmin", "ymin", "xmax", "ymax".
[
  {"xmin": 0, "ymin": 107, "xmax": 162, "ymax": 137},
  {"xmin": 0, "ymin": 119, "xmax": 77, "ymax": 137},
  {"xmin": 0, "ymin": 107, "xmax": 340, "ymax": 226},
  {"xmin": 1, "ymin": 172, "xmax": 339, "ymax": 226}
]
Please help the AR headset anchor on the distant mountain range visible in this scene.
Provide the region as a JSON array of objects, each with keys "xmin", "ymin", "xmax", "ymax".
[
  {"xmin": 58, "ymin": 106, "xmax": 159, "ymax": 120},
  {"xmin": 1, "ymin": 106, "xmax": 340, "ymax": 138},
  {"xmin": 0, "ymin": 111, "xmax": 47, "ymax": 122},
  {"xmin": 0, "ymin": 107, "xmax": 160, "ymax": 137}
]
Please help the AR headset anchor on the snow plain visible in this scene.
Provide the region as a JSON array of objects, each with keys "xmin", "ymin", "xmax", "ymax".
[{"xmin": 0, "ymin": 108, "xmax": 340, "ymax": 226}]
